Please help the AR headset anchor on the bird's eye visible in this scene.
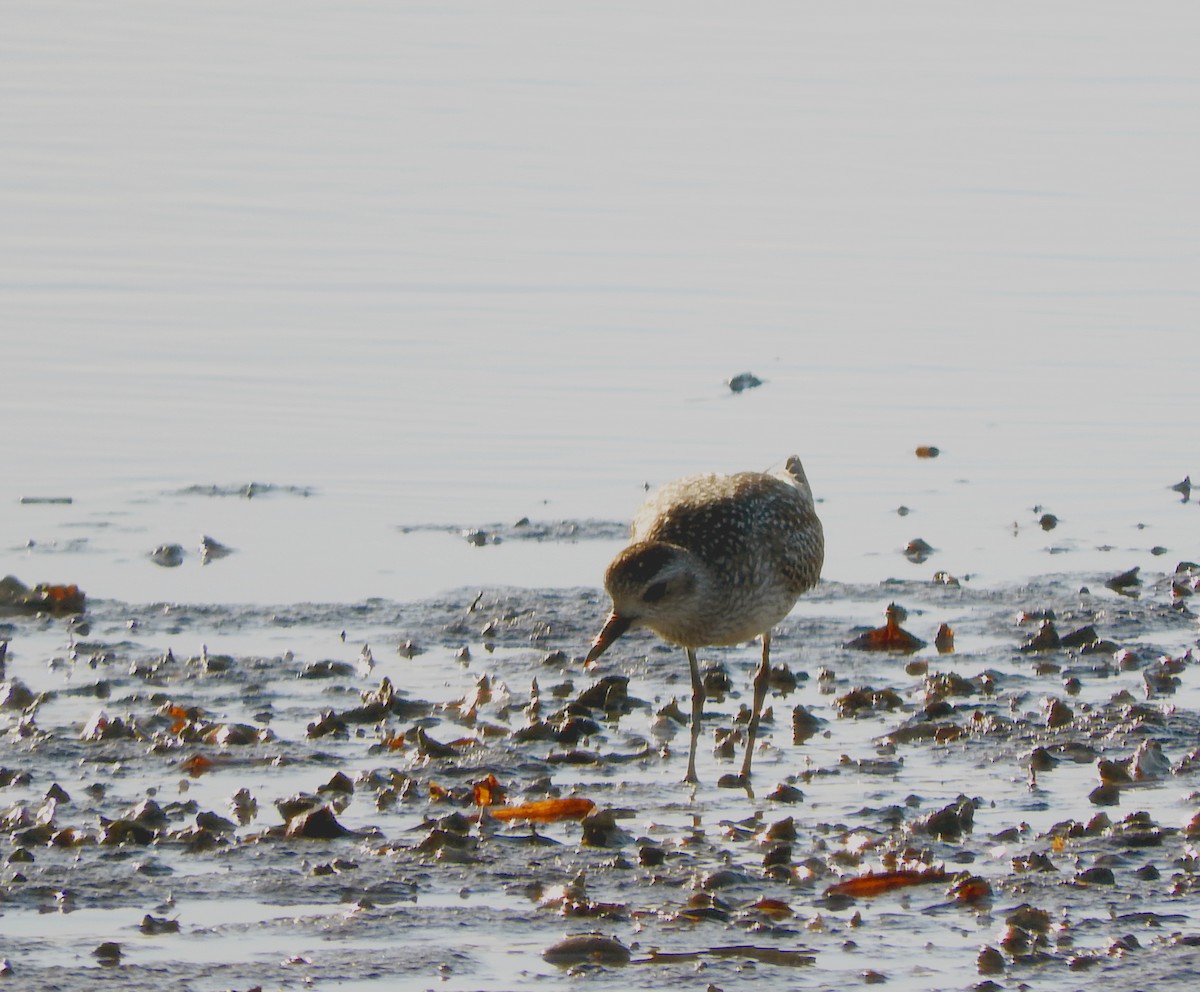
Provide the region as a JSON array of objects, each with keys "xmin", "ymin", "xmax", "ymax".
[{"xmin": 642, "ymin": 581, "xmax": 668, "ymax": 603}]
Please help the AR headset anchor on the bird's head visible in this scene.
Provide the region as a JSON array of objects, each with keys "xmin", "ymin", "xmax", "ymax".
[{"xmin": 585, "ymin": 541, "xmax": 703, "ymax": 666}]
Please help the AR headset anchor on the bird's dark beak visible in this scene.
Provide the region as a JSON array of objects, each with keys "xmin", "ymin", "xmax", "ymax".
[{"xmin": 585, "ymin": 612, "xmax": 632, "ymax": 668}]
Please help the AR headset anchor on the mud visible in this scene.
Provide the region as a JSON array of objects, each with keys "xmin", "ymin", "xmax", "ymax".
[
  {"xmin": 399, "ymin": 519, "xmax": 632, "ymax": 545},
  {"xmin": 2, "ymin": 561, "xmax": 1200, "ymax": 991}
]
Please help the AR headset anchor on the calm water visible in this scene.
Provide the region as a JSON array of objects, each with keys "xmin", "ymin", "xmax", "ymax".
[{"xmin": 3, "ymin": 2, "xmax": 1197, "ymax": 602}]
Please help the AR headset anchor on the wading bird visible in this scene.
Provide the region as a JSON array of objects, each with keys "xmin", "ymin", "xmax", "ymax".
[{"xmin": 586, "ymin": 456, "xmax": 823, "ymax": 787}]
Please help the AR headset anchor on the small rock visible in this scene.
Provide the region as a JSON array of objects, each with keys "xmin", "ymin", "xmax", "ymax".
[
  {"xmin": 767, "ymin": 783, "xmax": 805, "ymax": 803},
  {"xmin": 198, "ymin": 535, "xmax": 234, "ymax": 563},
  {"xmin": 1043, "ymin": 698, "xmax": 1074, "ymax": 728},
  {"xmin": 1105, "ymin": 566, "xmax": 1141, "ymax": 594},
  {"xmin": 638, "ymin": 844, "xmax": 666, "ymax": 867},
  {"xmin": 792, "ymin": 704, "xmax": 822, "ymax": 743},
  {"xmin": 93, "ymin": 942, "xmax": 122, "ymax": 964},
  {"xmin": 904, "ymin": 538, "xmax": 935, "ymax": 563},
  {"xmin": 1027, "ymin": 747, "xmax": 1059, "ymax": 772},
  {"xmin": 726, "ymin": 372, "xmax": 763, "ymax": 393},
  {"xmin": 542, "ymin": 933, "xmax": 631, "ymax": 966},
  {"xmin": 934, "ymin": 623, "xmax": 955, "ymax": 653},
  {"xmin": 918, "ymin": 797, "xmax": 976, "ymax": 839},
  {"xmin": 284, "ymin": 806, "xmax": 353, "ymax": 840},
  {"xmin": 149, "ymin": 545, "xmax": 185, "ymax": 568},
  {"xmin": 1075, "ymin": 866, "xmax": 1115, "ymax": 885},
  {"xmin": 1021, "ymin": 620, "xmax": 1061, "ymax": 652},
  {"xmin": 976, "ymin": 945, "xmax": 1006, "ymax": 974}
]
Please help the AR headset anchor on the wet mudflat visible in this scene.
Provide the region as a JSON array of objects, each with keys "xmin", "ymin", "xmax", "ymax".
[{"xmin": 3, "ymin": 555, "xmax": 1200, "ymax": 992}]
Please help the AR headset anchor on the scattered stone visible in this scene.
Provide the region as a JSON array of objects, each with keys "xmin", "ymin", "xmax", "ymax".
[
  {"xmin": 140, "ymin": 914, "xmax": 180, "ymax": 934},
  {"xmin": 917, "ymin": 797, "xmax": 976, "ymax": 839},
  {"xmin": 1043, "ymin": 698, "xmax": 1074, "ymax": 728},
  {"xmin": 149, "ymin": 545, "xmax": 185, "ymax": 568},
  {"xmin": 904, "ymin": 538, "xmax": 935, "ymax": 564},
  {"xmin": 1021, "ymin": 619, "xmax": 1061, "ymax": 652},
  {"xmin": 726, "ymin": 372, "xmax": 764, "ymax": 393},
  {"xmin": 792, "ymin": 704, "xmax": 823, "ymax": 743},
  {"xmin": 1089, "ymin": 783, "xmax": 1122, "ymax": 807},
  {"xmin": 0, "ymin": 576, "xmax": 86, "ymax": 615},
  {"xmin": 1075, "ymin": 866, "xmax": 1115, "ymax": 885},
  {"xmin": 93, "ymin": 942, "xmax": 122, "ymax": 965},
  {"xmin": 542, "ymin": 933, "xmax": 631, "ymax": 966},
  {"xmin": 934, "ymin": 624, "xmax": 955, "ymax": 653},
  {"xmin": 977, "ymin": 945, "xmax": 1006, "ymax": 974},
  {"xmin": 198, "ymin": 535, "xmax": 234, "ymax": 563},
  {"xmin": 284, "ymin": 806, "xmax": 353, "ymax": 840},
  {"xmin": 1105, "ymin": 567, "xmax": 1141, "ymax": 594}
]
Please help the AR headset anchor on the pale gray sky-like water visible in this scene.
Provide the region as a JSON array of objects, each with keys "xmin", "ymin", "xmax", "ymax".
[{"xmin": 2, "ymin": 2, "xmax": 1197, "ymax": 602}]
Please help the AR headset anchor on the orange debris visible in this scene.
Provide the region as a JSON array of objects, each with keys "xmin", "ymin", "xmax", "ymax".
[
  {"xmin": 472, "ymin": 774, "xmax": 505, "ymax": 807},
  {"xmin": 181, "ymin": 754, "xmax": 213, "ymax": 777},
  {"xmin": 486, "ymin": 797, "xmax": 595, "ymax": 824},
  {"xmin": 825, "ymin": 867, "xmax": 947, "ymax": 898},
  {"xmin": 844, "ymin": 604, "xmax": 927, "ymax": 653}
]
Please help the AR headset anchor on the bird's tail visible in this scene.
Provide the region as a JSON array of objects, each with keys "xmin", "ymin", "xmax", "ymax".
[
  {"xmin": 781, "ymin": 455, "xmax": 815, "ymax": 500},
  {"xmin": 783, "ymin": 455, "xmax": 809, "ymax": 485}
]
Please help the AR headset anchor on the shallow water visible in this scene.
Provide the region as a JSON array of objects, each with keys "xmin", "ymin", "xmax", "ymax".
[
  {"xmin": 3, "ymin": 571, "xmax": 1200, "ymax": 991},
  {"xmin": 3, "ymin": 1, "xmax": 1198, "ymax": 602},
  {"xmin": 3, "ymin": 2, "xmax": 1200, "ymax": 990}
]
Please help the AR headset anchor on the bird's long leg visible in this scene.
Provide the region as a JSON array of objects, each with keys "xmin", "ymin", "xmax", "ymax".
[
  {"xmin": 686, "ymin": 647, "xmax": 703, "ymax": 784},
  {"xmin": 739, "ymin": 633, "xmax": 772, "ymax": 781}
]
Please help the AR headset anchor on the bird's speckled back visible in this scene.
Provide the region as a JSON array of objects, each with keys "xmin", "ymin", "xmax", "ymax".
[{"xmin": 631, "ymin": 457, "xmax": 824, "ymax": 602}]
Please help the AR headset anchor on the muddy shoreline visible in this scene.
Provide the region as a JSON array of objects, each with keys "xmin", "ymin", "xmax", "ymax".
[{"xmin": 2, "ymin": 570, "xmax": 1200, "ymax": 991}]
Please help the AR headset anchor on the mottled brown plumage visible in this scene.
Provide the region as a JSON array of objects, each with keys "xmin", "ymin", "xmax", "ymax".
[{"xmin": 586, "ymin": 456, "xmax": 824, "ymax": 787}]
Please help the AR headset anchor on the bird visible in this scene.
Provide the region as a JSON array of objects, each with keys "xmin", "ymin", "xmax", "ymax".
[{"xmin": 585, "ymin": 456, "xmax": 824, "ymax": 787}]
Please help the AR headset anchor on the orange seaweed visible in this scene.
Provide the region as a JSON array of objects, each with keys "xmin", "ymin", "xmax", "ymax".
[
  {"xmin": 36, "ymin": 583, "xmax": 87, "ymax": 613},
  {"xmin": 486, "ymin": 797, "xmax": 595, "ymax": 824},
  {"xmin": 473, "ymin": 774, "xmax": 505, "ymax": 807},
  {"xmin": 181, "ymin": 754, "xmax": 213, "ymax": 777},
  {"xmin": 167, "ymin": 704, "xmax": 193, "ymax": 734},
  {"xmin": 824, "ymin": 867, "xmax": 947, "ymax": 898}
]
